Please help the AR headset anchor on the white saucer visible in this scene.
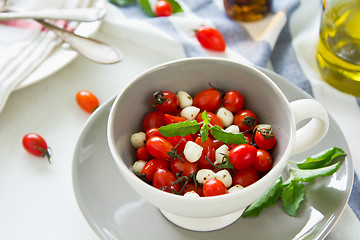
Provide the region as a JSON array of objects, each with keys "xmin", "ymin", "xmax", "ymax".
[{"xmin": 72, "ymin": 68, "xmax": 353, "ymax": 240}]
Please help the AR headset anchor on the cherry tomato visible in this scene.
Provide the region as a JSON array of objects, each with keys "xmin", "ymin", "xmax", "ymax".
[
  {"xmin": 182, "ymin": 182, "xmax": 203, "ymax": 196},
  {"xmin": 167, "ymin": 134, "xmax": 193, "ymax": 154},
  {"xmin": 212, "ymin": 138, "xmax": 224, "ymax": 149},
  {"xmin": 233, "ymin": 109, "xmax": 258, "ymax": 132},
  {"xmin": 146, "ymin": 136, "xmax": 173, "ymax": 161},
  {"xmin": 203, "ymin": 179, "xmax": 227, "ymax": 197},
  {"xmin": 154, "ymin": 0, "xmax": 173, "ymax": 17},
  {"xmin": 223, "ymin": 90, "xmax": 244, "ymax": 113},
  {"xmin": 232, "ymin": 167, "xmax": 259, "ymax": 187},
  {"xmin": 22, "ymin": 133, "xmax": 51, "ymax": 163},
  {"xmin": 253, "ymin": 149, "xmax": 273, "ymax": 172},
  {"xmin": 164, "ymin": 114, "xmax": 186, "ymax": 125},
  {"xmin": 142, "ymin": 111, "xmax": 165, "ymax": 132},
  {"xmin": 141, "ymin": 158, "xmax": 169, "ymax": 182},
  {"xmin": 153, "ymin": 169, "xmax": 181, "ymax": 193},
  {"xmin": 228, "ymin": 144, "xmax": 257, "ymax": 170},
  {"xmin": 145, "ymin": 127, "xmax": 163, "ymax": 141},
  {"xmin": 195, "ymin": 26, "xmax": 226, "ymax": 52},
  {"xmin": 136, "ymin": 146, "xmax": 150, "ymax": 161},
  {"xmin": 254, "ymin": 126, "xmax": 276, "ymax": 150},
  {"xmin": 170, "ymin": 158, "xmax": 198, "ymax": 179},
  {"xmin": 153, "ymin": 91, "xmax": 178, "ymax": 113},
  {"xmin": 243, "ymin": 132, "xmax": 253, "ymax": 144},
  {"xmin": 193, "ymin": 88, "xmax": 222, "ymax": 112},
  {"xmin": 195, "ymin": 111, "xmax": 223, "ymax": 128},
  {"xmin": 76, "ymin": 90, "xmax": 99, "ymax": 113},
  {"xmin": 195, "ymin": 136, "xmax": 216, "ymax": 169}
]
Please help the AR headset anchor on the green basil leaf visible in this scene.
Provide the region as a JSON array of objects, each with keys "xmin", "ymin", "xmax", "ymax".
[
  {"xmin": 297, "ymin": 147, "xmax": 346, "ymax": 169},
  {"xmin": 139, "ymin": 0, "xmax": 155, "ymax": 17},
  {"xmin": 290, "ymin": 162, "xmax": 341, "ymax": 183},
  {"xmin": 242, "ymin": 177, "xmax": 283, "ymax": 218},
  {"xmin": 282, "ymin": 181, "xmax": 306, "ymax": 217},
  {"xmin": 158, "ymin": 120, "xmax": 200, "ymax": 137},
  {"xmin": 200, "ymin": 110, "xmax": 210, "ymax": 142},
  {"xmin": 166, "ymin": 0, "xmax": 184, "ymax": 13},
  {"xmin": 210, "ymin": 125, "xmax": 248, "ymax": 145},
  {"xmin": 108, "ymin": 0, "xmax": 136, "ymax": 6}
]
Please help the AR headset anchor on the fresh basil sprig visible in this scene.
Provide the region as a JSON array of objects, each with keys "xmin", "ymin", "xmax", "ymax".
[
  {"xmin": 158, "ymin": 110, "xmax": 248, "ymax": 144},
  {"xmin": 242, "ymin": 147, "xmax": 346, "ymax": 218}
]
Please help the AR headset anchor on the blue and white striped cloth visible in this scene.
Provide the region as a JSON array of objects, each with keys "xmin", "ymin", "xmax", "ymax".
[{"xmin": 104, "ymin": 0, "xmax": 360, "ymax": 238}]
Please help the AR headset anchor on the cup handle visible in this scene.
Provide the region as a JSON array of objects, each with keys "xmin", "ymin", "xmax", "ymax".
[{"xmin": 289, "ymin": 99, "xmax": 329, "ymax": 155}]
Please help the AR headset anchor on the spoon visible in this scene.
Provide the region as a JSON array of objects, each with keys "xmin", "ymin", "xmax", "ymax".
[
  {"xmin": 0, "ymin": 7, "xmax": 107, "ymax": 22},
  {"xmin": 0, "ymin": 0, "xmax": 122, "ymax": 64}
]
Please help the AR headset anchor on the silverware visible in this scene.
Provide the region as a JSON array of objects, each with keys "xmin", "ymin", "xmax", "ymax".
[{"xmin": 0, "ymin": 7, "xmax": 107, "ymax": 22}]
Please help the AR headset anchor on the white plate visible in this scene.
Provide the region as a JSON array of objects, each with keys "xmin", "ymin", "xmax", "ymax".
[
  {"xmin": 72, "ymin": 68, "xmax": 353, "ymax": 240},
  {"xmin": 15, "ymin": 0, "xmax": 105, "ymax": 90}
]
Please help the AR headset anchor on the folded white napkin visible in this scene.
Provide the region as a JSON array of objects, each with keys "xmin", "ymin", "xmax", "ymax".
[{"xmin": 0, "ymin": 0, "xmax": 91, "ymax": 113}]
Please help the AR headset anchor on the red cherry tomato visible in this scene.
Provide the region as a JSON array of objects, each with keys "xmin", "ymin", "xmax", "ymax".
[
  {"xmin": 153, "ymin": 91, "xmax": 178, "ymax": 113},
  {"xmin": 141, "ymin": 158, "xmax": 169, "ymax": 182},
  {"xmin": 136, "ymin": 146, "xmax": 150, "ymax": 161},
  {"xmin": 145, "ymin": 127, "xmax": 163, "ymax": 141},
  {"xmin": 233, "ymin": 109, "xmax": 258, "ymax": 132},
  {"xmin": 142, "ymin": 111, "xmax": 165, "ymax": 132},
  {"xmin": 223, "ymin": 90, "xmax": 244, "ymax": 113},
  {"xmin": 203, "ymin": 179, "xmax": 227, "ymax": 197},
  {"xmin": 195, "ymin": 111, "xmax": 224, "ymax": 128},
  {"xmin": 182, "ymin": 182, "xmax": 203, "ymax": 196},
  {"xmin": 253, "ymin": 149, "xmax": 273, "ymax": 172},
  {"xmin": 76, "ymin": 90, "xmax": 99, "ymax": 113},
  {"xmin": 228, "ymin": 144, "xmax": 257, "ymax": 170},
  {"xmin": 212, "ymin": 138, "xmax": 224, "ymax": 150},
  {"xmin": 195, "ymin": 26, "xmax": 226, "ymax": 52},
  {"xmin": 153, "ymin": 169, "xmax": 180, "ymax": 193},
  {"xmin": 22, "ymin": 133, "xmax": 51, "ymax": 163},
  {"xmin": 193, "ymin": 88, "xmax": 222, "ymax": 112},
  {"xmin": 164, "ymin": 114, "xmax": 186, "ymax": 125},
  {"xmin": 167, "ymin": 134, "xmax": 193, "ymax": 154},
  {"xmin": 232, "ymin": 167, "xmax": 259, "ymax": 187},
  {"xmin": 146, "ymin": 136, "xmax": 173, "ymax": 161},
  {"xmin": 195, "ymin": 137, "xmax": 216, "ymax": 169},
  {"xmin": 254, "ymin": 127, "xmax": 276, "ymax": 150},
  {"xmin": 154, "ymin": 0, "xmax": 173, "ymax": 17},
  {"xmin": 170, "ymin": 158, "xmax": 198, "ymax": 179},
  {"xmin": 243, "ymin": 132, "xmax": 253, "ymax": 144}
]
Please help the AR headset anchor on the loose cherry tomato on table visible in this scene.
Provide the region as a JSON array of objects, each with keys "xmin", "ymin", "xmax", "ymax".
[
  {"xmin": 253, "ymin": 149, "xmax": 273, "ymax": 172},
  {"xmin": 153, "ymin": 169, "xmax": 181, "ymax": 193},
  {"xmin": 223, "ymin": 90, "xmax": 244, "ymax": 113},
  {"xmin": 22, "ymin": 133, "xmax": 51, "ymax": 163},
  {"xmin": 232, "ymin": 167, "xmax": 259, "ymax": 187},
  {"xmin": 193, "ymin": 88, "xmax": 222, "ymax": 112},
  {"xmin": 142, "ymin": 111, "xmax": 165, "ymax": 132},
  {"xmin": 146, "ymin": 136, "xmax": 173, "ymax": 161},
  {"xmin": 76, "ymin": 90, "xmax": 99, "ymax": 114},
  {"xmin": 141, "ymin": 158, "xmax": 169, "ymax": 182},
  {"xmin": 233, "ymin": 109, "xmax": 258, "ymax": 132},
  {"xmin": 203, "ymin": 178, "xmax": 227, "ymax": 196},
  {"xmin": 228, "ymin": 144, "xmax": 257, "ymax": 170},
  {"xmin": 254, "ymin": 126, "xmax": 276, "ymax": 150},
  {"xmin": 153, "ymin": 91, "xmax": 178, "ymax": 113},
  {"xmin": 154, "ymin": 0, "xmax": 173, "ymax": 17},
  {"xmin": 195, "ymin": 26, "xmax": 226, "ymax": 52}
]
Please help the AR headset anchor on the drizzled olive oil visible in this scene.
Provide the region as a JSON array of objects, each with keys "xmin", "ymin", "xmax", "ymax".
[{"xmin": 316, "ymin": 1, "xmax": 360, "ymax": 96}]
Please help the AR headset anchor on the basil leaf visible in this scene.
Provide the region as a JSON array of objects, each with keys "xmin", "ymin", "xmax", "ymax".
[
  {"xmin": 108, "ymin": 0, "xmax": 136, "ymax": 6},
  {"xmin": 166, "ymin": 0, "xmax": 183, "ymax": 13},
  {"xmin": 242, "ymin": 177, "xmax": 283, "ymax": 218},
  {"xmin": 282, "ymin": 181, "xmax": 306, "ymax": 217},
  {"xmin": 290, "ymin": 162, "xmax": 341, "ymax": 183},
  {"xmin": 158, "ymin": 120, "xmax": 200, "ymax": 137},
  {"xmin": 210, "ymin": 126, "xmax": 248, "ymax": 145},
  {"xmin": 297, "ymin": 147, "xmax": 346, "ymax": 169},
  {"xmin": 200, "ymin": 111, "xmax": 210, "ymax": 142},
  {"xmin": 139, "ymin": 0, "xmax": 155, "ymax": 17}
]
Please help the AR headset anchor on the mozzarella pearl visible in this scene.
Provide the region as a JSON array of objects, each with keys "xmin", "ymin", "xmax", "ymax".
[
  {"xmin": 217, "ymin": 107, "xmax": 234, "ymax": 127},
  {"xmin": 215, "ymin": 169, "xmax": 232, "ymax": 188},
  {"xmin": 132, "ymin": 160, "xmax": 147, "ymax": 176},
  {"xmin": 184, "ymin": 191, "xmax": 200, "ymax": 198},
  {"xmin": 177, "ymin": 91, "xmax": 193, "ymax": 108},
  {"xmin": 183, "ymin": 141, "xmax": 203, "ymax": 163},
  {"xmin": 228, "ymin": 185, "xmax": 244, "ymax": 193},
  {"xmin": 196, "ymin": 169, "xmax": 215, "ymax": 184},
  {"xmin": 181, "ymin": 106, "xmax": 200, "ymax": 121},
  {"xmin": 225, "ymin": 125, "xmax": 240, "ymax": 133},
  {"xmin": 214, "ymin": 144, "xmax": 229, "ymax": 165},
  {"xmin": 130, "ymin": 132, "xmax": 146, "ymax": 148}
]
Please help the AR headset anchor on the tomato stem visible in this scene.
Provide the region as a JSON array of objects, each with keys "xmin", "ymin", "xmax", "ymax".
[{"xmin": 37, "ymin": 147, "xmax": 51, "ymax": 164}]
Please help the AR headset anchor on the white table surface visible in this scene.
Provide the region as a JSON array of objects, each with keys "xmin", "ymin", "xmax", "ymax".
[{"xmin": 0, "ymin": 6, "xmax": 359, "ymax": 239}]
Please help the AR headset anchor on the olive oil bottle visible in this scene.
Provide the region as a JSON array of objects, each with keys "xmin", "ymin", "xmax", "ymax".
[
  {"xmin": 316, "ymin": 0, "xmax": 360, "ymax": 96},
  {"xmin": 223, "ymin": 0, "xmax": 271, "ymax": 22}
]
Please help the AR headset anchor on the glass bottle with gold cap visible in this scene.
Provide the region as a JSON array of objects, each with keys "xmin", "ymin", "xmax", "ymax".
[{"xmin": 223, "ymin": 0, "xmax": 271, "ymax": 22}]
